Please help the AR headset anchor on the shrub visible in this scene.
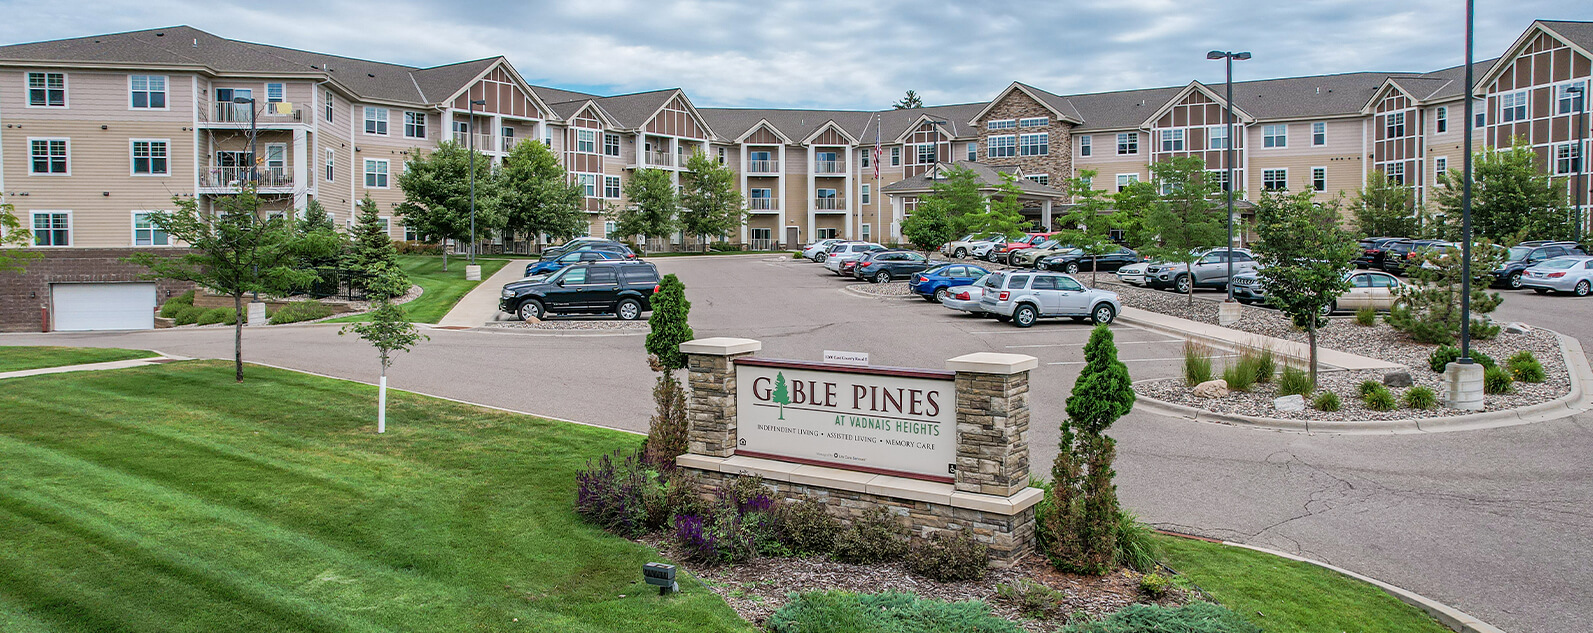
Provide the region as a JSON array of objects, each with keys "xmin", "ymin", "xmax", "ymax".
[
  {"xmin": 1313, "ymin": 390, "xmax": 1341, "ymax": 412},
  {"xmin": 1429, "ymin": 345, "xmax": 1496, "ymax": 373},
  {"xmin": 643, "ymin": 372, "xmax": 688, "ymax": 470},
  {"xmin": 1484, "ymin": 366, "xmax": 1515, "ymax": 394},
  {"xmin": 767, "ymin": 591, "xmax": 1022, "ymax": 633},
  {"xmin": 1471, "ymin": 319, "xmax": 1502, "ymax": 340},
  {"xmin": 1508, "ymin": 351, "xmax": 1546, "ymax": 383},
  {"xmin": 1404, "ymin": 385, "xmax": 1438, "ymax": 410},
  {"xmin": 1221, "ymin": 362, "xmax": 1256, "ymax": 392},
  {"xmin": 159, "ymin": 290, "xmax": 195, "ymax": 318},
  {"xmin": 775, "ymin": 497, "xmax": 840, "ymax": 555},
  {"xmin": 662, "ymin": 470, "xmax": 706, "ymax": 520},
  {"xmin": 1363, "ymin": 384, "xmax": 1396, "ymax": 411},
  {"xmin": 1138, "ymin": 572, "xmax": 1172, "ymax": 599},
  {"xmin": 173, "ymin": 305, "xmax": 206, "ymax": 326},
  {"xmin": 1355, "ymin": 306, "xmax": 1377, "ymax": 326},
  {"xmin": 791, "ymin": 251, "xmax": 804, "ymax": 259},
  {"xmin": 1277, "ymin": 366, "xmax": 1314, "ymax": 397},
  {"xmin": 574, "ymin": 450, "xmax": 655, "ymax": 537},
  {"xmin": 1182, "ymin": 341, "xmax": 1213, "ymax": 386},
  {"xmin": 269, "ymin": 300, "xmax": 334, "ymax": 324},
  {"xmin": 1060, "ymin": 602, "xmax": 1261, "ymax": 633},
  {"xmin": 1357, "ymin": 380, "xmax": 1382, "ymax": 398},
  {"xmin": 833, "ymin": 507, "xmax": 909, "ymax": 565},
  {"xmin": 907, "ymin": 531, "xmax": 989, "ymax": 582},
  {"xmin": 994, "ymin": 580, "xmax": 1063, "ymax": 618},
  {"xmin": 1114, "ymin": 511, "xmax": 1160, "ymax": 573},
  {"xmin": 196, "ymin": 307, "xmax": 237, "ymax": 326},
  {"xmin": 673, "ymin": 502, "xmax": 759, "ymax": 565},
  {"xmin": 395, "ymin": 240, "xmax": 443, "ymax": 255}
]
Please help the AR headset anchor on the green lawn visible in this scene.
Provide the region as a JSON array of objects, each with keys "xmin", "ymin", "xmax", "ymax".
[
  {"xmin": 0, "ymin": 346, "xmax": 156, "ymax": 373},
  {"xmin": 327, "ymin": 255, "xmax": 510, "ymax": 324},
  {"xmin": 0, "ymin": 361, "xmax": 749, "ymax": 633},
  {"xmin": 1155, "ymin": 534, "xmax": 1450, "ymax": 633}
]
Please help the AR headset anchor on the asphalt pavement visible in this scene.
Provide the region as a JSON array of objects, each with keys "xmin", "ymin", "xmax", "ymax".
[{"xmin": 3, "ymin": 253, "xmax": 1590, "ymax": 633}]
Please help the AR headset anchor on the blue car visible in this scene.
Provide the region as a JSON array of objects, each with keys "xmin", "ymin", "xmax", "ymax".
[
  {"xmin": 525, "ymin": 250, "xmax": 627, "ymax": 277},
  {"xmin": 908, "ymin": 263, "xmax": 991, "ymax": 302}
]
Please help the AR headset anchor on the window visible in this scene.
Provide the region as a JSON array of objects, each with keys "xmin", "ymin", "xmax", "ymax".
[
  {"xmin": 1079, "ymin": 135, "xmax": 1092, "ymax": 156},
  {"xmin": 890, "ymin": 147, "xmax": 900, "ymax": 166},
  {"xmin": 1025, "ymin": 174, "xmax": 1049, "ymax": 186},
  {"xmin": 27, "ymin": 72, "xmax": 66, "ymax": 107},
  {"xmin": 32, "ymin": 212, "xmax": 69, "ymax": 246},
  {"xmin": 1555, "ymin": 143, "xmax": 1583, "ymax": 175},
  {"xmin": 264, "ymin": 83, "xmax": 284, "ymax": 103},
  {"xmin": 603, "ymin": 221, "xmax": 617, "ymax": 238},
  {"xmin": 916, "ymin": 143, "xmax": 937, "ymax": 164},
  {"xmin": 1434, "ymin": 156, "xmax": 1447, "ymax": 178},
  {"xmin": 1159, "ymin": 128, "xmax": 1184, "ymax": 152},
  {"xmin": 604, "ymin": 175, "xmax": 622, "ymax": 199},
  {"xmin": 325, "ymin": 148, "xmax": 335, "ymax": 182},
  {"xmin": 1501, "ymin": 91, "xmax": 1528, "ymax": 122},
  {"xmin": 598, "ymin": 133, "xmax": 619, "ymax": 157},
  {"xmin": 1117, "ymin": 132, "xmax": 1138, "ymax": 155},
  {"xmin": 750, "ymin": 188, "xmax": 773, "ymax": 209},
  {"xmin": 1312, "ymin": 122, "xmax": 1326, "ymax": 145},
  {"xmin": 1262, "ymin": 168, "xmax": 1288, "ymax": 190},
  {"xmin": 577, "ymin": 173, "xmax": 597, "ymax": 197},
  {"xmin": 861, "ymin": 183, "xmax": 871, "ymax": 204},
  {"xmin": 364, "ymin": 159, "xmax": 389, "ymax": 188},
  {"xmin": 1474, "ymin": 100, "xmax": 1485, "ymax": 128},
  {"xmin": 403, "ymin": 111, "xmax": 426, "ymax": 138},
  {"xmin": 1019, "ymin": 133, "xmax": 1049, "ymax": 156},
  {"xmin": 131, "ymin": 140, "xmax": 168, "ymax": 175},
  {"xmin": 817, "ymin": 188, "xmax": 836, "ymax": 199},
  {"xmin": 860, "ymin": 149, "xmax": 871, "ymax": 168},
  {"xmin": 1080, "ymin": 175, "xmax": 1092, "ymax": 190},
  {"xmin": 1385, "ymin": 111, "xmax": 1406, "ymax": 138},
  {"xmin": 500, "ymin": 126, "xmax": 515, "ymax": 151},
  {"xmin": 364, "ymin": 107, "xmax": 388, "ymax": 135},
  {"xmin": 1262, "ymin": 124, "xmax": 1287, "ymax": 148},
  {"xmin": 1208, "ymin": 169, "xmax": 1230, "ymax": 192},
  {"xmin": 987, "ymin": 119, "xmax": 1016, "ymax": 130},
  {"xmin": 1030, "ymin": 276, "xmax": 1057, "ymax": 290},
  {"xmin": 1560, "ymin": 83, "xmax": 1588, "ymax": 115},
  {"xmin": 129, "ymin": 75, "xmax": 166, "ymax": 109},
  {"xmin": 1207, "ymin": 125, "xmax": 1228, "ymax": 150},
  {"xmin": 1115, "ymin": 173, "xmax": 1138, "ymax": 190},
  {"xmin": 861, "ymin": 223, "xmax": 871, "ymax": 242},
  {"xmin": 1057, "ymin": 276, "xmax": 1085, "ymax": 292},
  {"xmin": 29, "ymin": 138, "xmax": 68, "ymax": 174},
  {"xmin": 987, "ymin": 135, "xmax": 1016, "ymax": 158},
  {"xmin": 1311, "ymin": 167, "xmax": 1326, "ymax": 192},
  {"xmin": 967, "ymin": 142, "xmax": 978, "ymax": 161},
  {"xmin": 1019, "ymin": 117, "xmax": 1048, "ymax": 127},
  {"xmin": 717, "ymin": 147, "xmax": 727, "ymax": 165},
  {"xmin": 265, "ymin": 144, "xmax": 285, "ymax": 175},
  {"xmin": 575, "ymin": 129, "xmax": 596, "ymax": 153},
  {"xmin": 1384, "ymin": 162, "xmax": 1406, "ymax": 185},
  {"xmin": 1436, "ymin": 106, "xmax": 1448, "ymax": 133},
  {"xmin": 324, "ymin": 90, "xmax": 334, "ymax": 122}
]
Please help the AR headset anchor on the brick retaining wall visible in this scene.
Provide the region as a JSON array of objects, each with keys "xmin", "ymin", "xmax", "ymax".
[{"xmin": 0, "ymin": 248, "xmax": 193, "ymax": 332}]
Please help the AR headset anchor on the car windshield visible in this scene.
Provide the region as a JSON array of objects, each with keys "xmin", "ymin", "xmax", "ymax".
[
  {"xmin": 1507, "ymin": 246, "xmax": 1533, "ymax": 262},
  {"xmin": 1537, "ymin": 258, "xmax": 1579, "ymax": 270}
]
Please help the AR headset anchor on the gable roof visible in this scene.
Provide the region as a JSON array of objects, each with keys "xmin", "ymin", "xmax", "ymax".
[
  {"xmin": 409, "ymin": 58, "xmax": 499, "ymax": 104},
  {"xmin": 1475, "ymin": 20, "xmax": 1592, "ymax": 95},
  {"xmin": 699, "ymin": 107, "xmax": 875, "ymax": 144},
  {"xmin": 967, "ymin": 82, "xmax": 1085, "ymax": 126},
  {"xmin": 1138, "ymin": 81, "xmax": 1256, "ymax": 128}
]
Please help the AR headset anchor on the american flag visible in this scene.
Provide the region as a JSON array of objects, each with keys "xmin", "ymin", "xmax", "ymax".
[{"xmin": 872, "ymin": 113, "xmax": 882, "ymax": 181}]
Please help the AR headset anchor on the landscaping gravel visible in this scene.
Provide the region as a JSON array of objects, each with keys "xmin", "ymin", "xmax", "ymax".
[{"xmin": 846, "ymin": 281, "xmax": 915, "ymax": 297}]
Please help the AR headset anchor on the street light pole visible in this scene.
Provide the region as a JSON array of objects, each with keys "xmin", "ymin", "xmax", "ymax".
[
  {"xmin": 1460, "ymin": 0, "xmax": 1475, "ymax": 364},
  {"xmin": 1208, "ymin": 50, "xmax": 1251, "ymax": 302},
  {"xmin": 234, "ymin": 96, "xmax": 260, "ymax": 301},
  {"xmin": 468, "ymin": 98, "xmax": 486, "ymax": 265}
]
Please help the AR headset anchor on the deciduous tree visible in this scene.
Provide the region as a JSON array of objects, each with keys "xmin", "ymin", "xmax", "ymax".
[
  {"xmin": 1135, "ymin": 157, "xmax": 1225, "ymax": 304},
  {"xmin": 340, "ymin": 265, "xmax": 425, "ymax": 434},
  {"xmin": 1352, "ymin": 175, "xmax": 1420, "ymax": 238},
  {"xmin": 963, "ymin": 172, "xmax": 1030, "ymax": 238},
  {"xmin": 1251, "ymin": 191, "xmax": 1360, "ymax": 387},
  {"xmin": 679, "ymin": 151, "xmax": 747, "ymax": 251},
  {"xmin": 613, "ymin": 168, "xmax": 678, "ymax": 244},
  {"xmin": 498, "ymin": 139, "xmax": 587, "ymax": 252},
  {"xmin": 1433, "ymin": 142, "xmax": 1571, "ymax": 241},
  {"xmin": 0, "ymin": 202, "xmax": 39, "ymax": 273},
  {"xmin": 395, "ymin": 141, "xmax": 502, "ymax": 270},
  {"xmin": 1057, "ymin": 169, "xmax": 1124, "ymax": 284}
]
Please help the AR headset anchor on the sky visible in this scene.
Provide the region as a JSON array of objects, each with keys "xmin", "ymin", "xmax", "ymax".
[{"xmin": 2, "ymin": 0, "xmax": 1589, "ymax": 110}]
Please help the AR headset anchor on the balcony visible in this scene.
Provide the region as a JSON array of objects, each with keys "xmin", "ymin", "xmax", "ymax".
[
  {"xmin": 814, "ymin": 197, "xmax": 846, "ymax": 211},
  {"xmin": 748, "ymin": 159, "xmax": 779, "ymax": 174},
  {"xmin": 642, "ymin": 150, "xmax": 673, "ymax": 168},
  {"xmin": 750, "ymin": 197, "xmax": 778, "ymax": 211},
  {"xmin": 199, "ymin": 166, "xmax": 293, "ymax": 190},
  {"xmin": 207, "ymin": 102, "xmax": 302, "ymax": 125},
  {"xmin": 452, "ymin": 131, "xmax": 494, "ymax": 150},
  {"xmin": 814, "ymin": 160, "xmax": 845, "ymax": 174}
]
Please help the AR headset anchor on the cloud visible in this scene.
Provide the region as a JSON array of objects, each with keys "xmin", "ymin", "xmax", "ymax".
[{"xmin": 0, "ymin": 0, "xmax": 1586, "ymax": 109}]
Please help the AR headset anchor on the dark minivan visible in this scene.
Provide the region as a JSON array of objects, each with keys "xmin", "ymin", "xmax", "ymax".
[{"xmin": 499, "ymin": 260, "xmax": 660, "ymax": 321}]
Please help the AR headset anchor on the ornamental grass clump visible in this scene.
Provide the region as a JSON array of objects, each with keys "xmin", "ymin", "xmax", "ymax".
[
  {"xmin": 1429, "ymin": 345, "xmax": 1496, "ymax": 373},
  {"xmin": 1182, "ymin": 341, "xmax": 1213, "ymax": 386},
  {"xmin": 907, "ymin": 531, "xmax": 990, "ymax": 582},
  {"xmin": 1313, "ymin": 390, "xmax": 1342, "ymax": 412},
  {"xmin": 1508, "ymin": 351, "xmax": 1545, "ymax": 383},
  {"xmin": 1277, "ymin": 365, "xmax": 1314, "ymax": 397},
  {"xmin": 1355, "ymin": 306, "xmax": 1377, "ymax": 326},
  {"xmin": 1253, "ymin": 347, "xmax": 1276, "ymax": 383},
  {"xmin": 1357, "ymin": 380, "xmax": 1383, "ymax": 398},
  {"xmin": 1363, "ymin": 384, "xmax": 1397, "ymax": 411},
  {"xmin": 1404, "ymin": 385, "xmax": 1438, "ymax": 410},
  {"xmin": 1484, "ymin": 366, "xmax": 1515, "ymax": 394}
]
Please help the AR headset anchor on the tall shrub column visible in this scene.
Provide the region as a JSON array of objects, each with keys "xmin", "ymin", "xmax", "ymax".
[
  {"xmin": 1050, "ymin": 324, "xmax": 1135, "ymax": 575},
  {"xmin": 644, "ymin": 274, "xmax": 696, "ymax": 469},
  {"xmin": 678, "ymin": 338, "xmax": 763, "ymax": 458},
  {"xmin": 946, "ymin": 352, "xmax": 1039, "ymax": 497}
]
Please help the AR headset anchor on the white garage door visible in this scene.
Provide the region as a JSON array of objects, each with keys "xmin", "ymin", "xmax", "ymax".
[{"xmin": 52, "ymin": 283, "xmax": 156, "ymax": 332}]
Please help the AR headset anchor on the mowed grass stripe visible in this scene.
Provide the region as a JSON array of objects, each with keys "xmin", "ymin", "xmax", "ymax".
[{"xmin": 0, "ymin": 361, "xmax": 749, "ymax": 633}]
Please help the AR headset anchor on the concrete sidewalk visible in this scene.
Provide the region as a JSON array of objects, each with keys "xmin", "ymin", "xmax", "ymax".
[
  {"xmin": 436, "ymin": 260, "xmax": 532, "ymax": 327},
  {"xmin": 0, "ymin": 355, "xmax": 181, "ymax": 380},
  {"xmin": 1118, "ymin": 307, "xmax": 1403, "ymax": 371}
]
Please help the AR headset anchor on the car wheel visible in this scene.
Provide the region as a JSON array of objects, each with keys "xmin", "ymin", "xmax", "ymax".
[
  {"xmin": 874, "ymin": 271, "xmax": 892, "ymax": 283},
  {"xmin": 934, "ymin": 288, "xmax": 951, "ymax": 303},
  {"xmin": 1090, "ymin": 303, "xmax": 1116, "ymax": 325},
  {"xmin": 616, "ymin": 298, "xmax": 643, "ymax": 320},
  {"xmin": 995, "ymin": 314, "xmax": 1011, "ymax": 323},
  {"xmin": 517, "ymin": 299, "xmax": 545, "ymax": 321},
  {"xmin": 1320, "ymin": 301, "xmax": 1336, "ymax": 317},
  {"xmin": 1534, "ymin": 288, "xmax": 1550, "ymax": 295},
  {"xmin": 954, "ymin": 248, "xmax": 967, "ymax": 258},
  {"xmin": 1508, "ymin": 272, "xmax": 1523, "ymax": 289},
  {"xmin": 1013, "ymin": 305, "xmax": 1037, "ymax": 328},
  {"xmin": 1577, "ymin": 281, "xmax": 1591, "ymax": 297},
  {"xmin": 817, "ymin": 253, "xmax": 828, "ymax": 263},
  {"xmin": 1175, "ymin": 275, "xmax": 1192, "ymax": 294},
  {"xmin": 1066, "ymin": 262, "xmax": 1081, "ymax": 275}
]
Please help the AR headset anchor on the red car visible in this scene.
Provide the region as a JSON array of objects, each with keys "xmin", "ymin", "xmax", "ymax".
[{"xmin": 992, "ymin": 232, "xmax": 1060, "ymax": 264}]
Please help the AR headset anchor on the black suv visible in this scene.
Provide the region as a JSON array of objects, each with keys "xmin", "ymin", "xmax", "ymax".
[
  {"xmin": 1381, "ymin": 239, "xmax": 1450, "ymax": 275},
  {"xmin": 1355, "ymin": 237, "xmax": 1406, "ymax": 269},
  {"xmin": 1494, "ymin": 241, "xmax": 1587, "ymax": 289},
  {"xmin": 1039, "ymin": 246, "xmax": 1142, "ymax": 274},
  {"xmin": 499, "ymin": 261, "xmax": 660, "ymax": 321}
]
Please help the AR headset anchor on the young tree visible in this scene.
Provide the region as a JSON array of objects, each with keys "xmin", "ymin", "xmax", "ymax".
[
  {"xmin": 498, "ymin": 138, "xmax": 587, "ymax": 253},
  {"xmin": 1251, "ymin": 191, "xmax": 1360, "ymax": 387},
  {"xmin": 1352, "ymin": 175, "xmax": 1420, "ymax": 238},
  {"xmin": 1136, "ymin": 157, "xmax": 1225, "ymax": 304},
  {"xmin": 679, "ymin": 151, "xmax": 747, "ymax": 251},
  {"xmin": 900, "ymin": 201, "xmax": 956, "ymax": 257},
  {"xmin": 347, "ymin": 195, "xmax": 407, "ymax": 297},
  {"xmin": 0, "ymin": 202, "xmax": 40, "ymax": 273},
  {"xmin": 893, "ymin": 90, "xmax": 923, "ymax": 109},
  {"xmin": 643, "ymin": 274, "xmax": 695, "ymax": 470},
  {"xmin": 1433, "ymin": 143, "xmax": 1571, "ymax": 241},
  {"xmin": 128, "ymin": 187, "xmax": 316, "ymax": 382},
  {"xmin": 613, "ymin": 168, "xmax": 678, "ymax": 245},
  {"xmin": 395, "ymin": 142, "xmax": 502, "ymax": 270},
  {"xmin": 339, "ymin": 265, "xmax": 425, "ymax": 434},
  {"xmin": 1385, "ymin": 240, "xmax": 1505, "ymax": 344},
  {"xmin": 1057, "ymin": 169, "xmax": 1123, "ymax": 284},
  {"xmin": 963, "ymin": 172, "xmax": 1030, "ymax": 238},
  {"xmin": 1048, "ymin": 324, "xmax": 1135, "ymax": 575}
]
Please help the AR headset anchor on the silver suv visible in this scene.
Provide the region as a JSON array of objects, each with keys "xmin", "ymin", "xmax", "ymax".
[
  {"xmin": 1146, "ymin": 248, "xmax": 1258, "ymax": 293},
  {"xmin": 978, "ymin": 271, "xmax": 1122, "ymax": 327}
]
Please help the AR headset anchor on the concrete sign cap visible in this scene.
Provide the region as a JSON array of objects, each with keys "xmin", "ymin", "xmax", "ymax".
[
  {"xmin": 946, "ymin": 352, "xmax": 1039, "ymax": 375},
  {"xmin": 679, "ymin": 337, "xmax": 762, "ymax": 356}
]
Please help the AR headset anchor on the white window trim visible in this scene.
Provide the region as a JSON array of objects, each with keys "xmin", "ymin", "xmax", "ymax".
[
  {"xmin": 604, "ymin": 175, "xmax": 622, "ymax": 199},
  {"xmin": 1262, "ymin": 168, "xmax": 1289, "ymax": 190},
  {"xmin": 1117, "ymin": 132, "xmax": 1139, "ymax": 155},
  {"xmin": 1159, "ymin": 128, "xmax": 1185, "ymax": 152},
  {"xmin": 1311, "ymin": 121, "xmax": 1326, "ymax": 146},
  {"xmin": 30, "ymin": 210, "xmax": 71, "ymax": 247},
  {"xmin": 603, "ymin": 133, "xmax": 621, "ymax": 157},
  {"xmin": 576, "ymin": 172, "xmax": 599, "ymax": 198},
  {"xmin": 265, "ymin": 82, "xmax": 286, "ymax": 103},
  {"xmin": 1262, "ymin": 124, "xmax": 1288, "ymax": 148},
  {"xmin": 1019, "ymin": 132, "xmax": 1049, "ymax": 156},
  {"xmin": 1025, "ymin": 173, "xmax": 1049, "ymax": 186},
  {"xmin": 364, "ymin": 158, "xmax": 390, "ymax": 189},
  {"xmin": 363, "ymin": 106, "xmax": 389, "ymax": 136},
  {"xmin": 28, "ymin": 137, "xmax": 70, "ymax": 176},
  {"xmin": 1553, "ymin": 142, "xmax": 1584, "ymax": 175},
  {"xmin": 1556, "ymin": 81, "xmax": 1589, "ymax": 115},
  {"xmin": 1018, "ymin": 117, "xmax": 1049, "ymax": 128},
  {"xmin": 1500, "ymin": 90, "xmax": 1529, "ymax": 123},
  {"xmin": 324, "ymin": 89, "xmax": 335, "ymax": 122},
  {"xmin": 986, "ymin": 119, "xmax": 1017, "ymax": 130},
  {"xmin": 1115, "ymin": 173, "xmax": 1139, "ymax": 190},
  {"xmin": 403, "ymin": 111, "xmax": 428, "ymax": 139},
  {"xmin": 1207, "ymin": 125, "xmax": 1229, "ymax": 150},
  {"xmin": 861, "ymin": 183, "xmax": 871, "ymax": 205},
  {"xmin": 1435, "ymin": 106, "xmax": 1448, "ymax": 133},
  {"xmin": 127, "ymin": 74, "xmax": 169, "ymax": 111},
  {"xmin": 1078, "ymin": 135, "xmax": 1092, "ymax": 156},
  {"xmin": 325, "ymin": 148, "xmax": 335, "ymax": 182},
  {"xmin": 25, "ymin": 71, "xmax": 68, "ymax": 109},
  {"xmin": 131, "ymin": 210, "xmax": 172, "ymax": 247},
  {"xmin": 576, "ymin": 129, "xmax": 598, "ymax": 154},
  {"xmin": 987, "ymin": 135, "xmax": 1016, "ymax": 158},
  {"xmin": 1310, "ymin": 166, "xmax": 1327, "ymax": 192},
  {"xmin": 129, "ymin": 138, "xmax": 171, "ymax": 177},
  {"xmin": 1434, "ymin": 156, "xmax": 1448, "ymax": 177}
]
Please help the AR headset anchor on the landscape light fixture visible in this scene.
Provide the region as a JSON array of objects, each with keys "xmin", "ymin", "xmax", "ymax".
[
  {"xmin": 468, "ymin": 98, "xmax": 487, "ymax": 265},
  {"xmin": 1207, "ymin": 50, "xmax": 1250, "ymax": 301},
  {"xmin": 643, "ymin": 562, "xmax": 678, "ymax": 595}
]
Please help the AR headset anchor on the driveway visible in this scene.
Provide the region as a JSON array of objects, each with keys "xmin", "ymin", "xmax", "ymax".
[{"xmin": 4, "ymin": 253, "xmax": 1590, "ymax": 633}]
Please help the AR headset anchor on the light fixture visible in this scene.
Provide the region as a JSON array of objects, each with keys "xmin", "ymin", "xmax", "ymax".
[{"xmin": 101, "ymin": 125, "xmax": 108, "ymax": 130}]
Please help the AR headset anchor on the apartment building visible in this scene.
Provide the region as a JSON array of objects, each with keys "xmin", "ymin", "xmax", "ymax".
[{"xmin": 0, "ymin": 20, "xmax": 1589, "ymax": 332}]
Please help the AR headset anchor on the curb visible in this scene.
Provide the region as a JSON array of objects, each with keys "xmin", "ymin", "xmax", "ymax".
[
  {"xmin": 1218, "ymin": 541, "xmax": 1507, "ymax": 633},
  {"xmin": 1114, "ymin": 309, "xmax": 1401, "ymax": 371},
  {"xmin": 1132, "ymin": 332, "xmax": 1592, "ymax": 434}
]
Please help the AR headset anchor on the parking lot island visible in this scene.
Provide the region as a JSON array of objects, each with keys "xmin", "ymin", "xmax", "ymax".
[{"xmin": 675, "ymin": 337, "xmax": 1045, "ymax": 564}]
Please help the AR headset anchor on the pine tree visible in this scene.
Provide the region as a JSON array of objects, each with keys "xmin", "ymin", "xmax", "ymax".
[
  {"xmin": 644, "ymin": 371, "xmax": 688, "ymax": 470},
  {"xmin": 772, "ymin": 372, "xmax": 790, "ymax": 419},
  {"xmin": 893, "ymin": 90, "xmax": 924, "ymax": 109},
  {"xmin": 1049, "ymin": 324, "xmax": 1135, "ymax": 575},
  {"xmin": 348, "ymin": 195, "xmax": 406, "ymax": 298},
  {"xmin": 645, "ymin": 274, "xmax": 695, "ymax": 371}
]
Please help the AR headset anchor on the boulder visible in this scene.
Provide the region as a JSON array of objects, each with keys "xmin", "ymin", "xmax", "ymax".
[
  {"xmin": 1382, "ymin": 370, "xmax": 1413, "ymax": 388},
  {"xmin": 1504, "ymin": 322, "xmax": 1532, "ymax": 334},
  {"xmin": 1192, "ymin": 379, "xmax": 1229, "ymax": 398},
  {"xmin": 1273, "ymin": 394, "xmax": 1306, "ymax": 412}
]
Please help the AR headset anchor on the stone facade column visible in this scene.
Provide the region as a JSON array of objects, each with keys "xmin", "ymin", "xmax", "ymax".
[
  {"xmin": 947, "ymin": 352, "xmax": 1038, "ymax": 497},
  {"xmin": 680, "ymin": 337, "xmax": 763, "ymax": 457}
]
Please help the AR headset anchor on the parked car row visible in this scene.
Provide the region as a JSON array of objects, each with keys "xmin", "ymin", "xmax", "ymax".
[{"xmin": 1357, "ymin": 237, "xmax": 1588, "ymax": 290}]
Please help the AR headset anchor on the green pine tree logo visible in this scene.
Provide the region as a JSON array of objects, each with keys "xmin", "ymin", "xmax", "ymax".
[{"xmin": 772, "ymin": 372, "xmax": 790, "ymax": 420}]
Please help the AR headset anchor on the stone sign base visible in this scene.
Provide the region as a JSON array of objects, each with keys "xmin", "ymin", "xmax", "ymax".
[{"xmin": 678, "ymin": 453, "xmax": 1044, "ymax": 565}]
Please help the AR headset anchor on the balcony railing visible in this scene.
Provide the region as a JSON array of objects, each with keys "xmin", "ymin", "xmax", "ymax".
[
  {"xmin": 643, "ymin": 150, "xmax": 673, "ymax": 167},
  {"xmin": 200, "ymin": 166, "xmax": 292, "ymax": 188},
  {"xmin": 814, "ymin": 160, "xmax": 845, "ymax": 174},
  {"xmin": 750, "ymin": 198, "xmax": 777, "ymax": 210},
  {"xmin": 814, "ymin": 197, "xmax": 845, "ymax": 210},
  {"xmin": 748, "ymin": 159, "xmax": 779, "ymax": 173},
  {"xmin": 452, "ymin": 131, "xmax": 494, "ymax": 149},
  {"xmin": 210, "ymin": 102, "xmax": 301, "ymax": 123}
]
